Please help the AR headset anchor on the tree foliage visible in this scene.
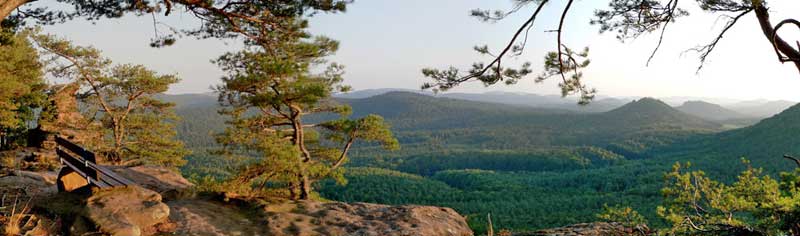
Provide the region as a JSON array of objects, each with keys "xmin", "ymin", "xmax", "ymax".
[
  {"xmin": 213, "ymin": 16, "xmax": 398, "ymax": 199},
  {"xmin": 0, "ymin": 29, "xmax": 46, "ymax": 150},
  {"xmin": 659, "ymin": 160, "xmax": 800, "ymax": 236},
  {"xmin": 32, "ymin": 32, "xmax": 189, "ymax": 168},
  {"xmin": 2, "ymin": 0, "xmax": 350, "ymax": 47},
  {"xmin": 597, "ymin": 204, "xmax": 648, "ymax": 228}
]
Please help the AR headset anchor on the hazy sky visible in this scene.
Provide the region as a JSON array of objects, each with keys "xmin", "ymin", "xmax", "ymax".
[{"xmin": 37, "ymin": 0, "xmax": 800, "ymax": 101}]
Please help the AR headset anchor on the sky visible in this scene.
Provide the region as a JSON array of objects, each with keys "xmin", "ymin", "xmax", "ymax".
[{"xmin": 35, "ymin": 0, "xmax": 800, "ymax": 101}]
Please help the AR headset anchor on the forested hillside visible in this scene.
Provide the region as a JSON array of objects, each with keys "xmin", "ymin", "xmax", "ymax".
[
  {"xmin": 319, "ymin": 96, "xmax": 800, "ymax": 233},
  {"xmin": 174, "ymin": 92, "xmax": 723, "ymax": 160},
  {"xmin": 168, "ymin": 91, "xmax": 762, "ymax": 233},
  {"xmin": 440, "ymin": 92, "xmax": 628, "ymax": 113}
]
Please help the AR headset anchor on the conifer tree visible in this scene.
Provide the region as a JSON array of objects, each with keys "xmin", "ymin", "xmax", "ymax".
[
  {"xmin": 659, "ymin": 160, "xmax": 800, "ymax": 236},
  {"xmin": 214, "ymin": 16, "xmax": 398, "ymax": 200},
  {"xmin": 32, "ymin": 33, "xmax": 189, "ymax": 168}
]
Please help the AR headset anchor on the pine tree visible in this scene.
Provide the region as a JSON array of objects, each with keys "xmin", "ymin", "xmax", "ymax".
[
  {"xmin": 214, "ymin": 17, "xmax": 398, "ymax": 200},
  {"xmin": 659, "ymin": 160, "xmax": 800, "ymax": 236},
  {"xmin": 32, "ymin": 32, "xmax": 189, "ymax": 168}
]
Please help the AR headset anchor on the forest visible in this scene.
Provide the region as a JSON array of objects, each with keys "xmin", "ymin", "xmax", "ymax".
[
  {"xmin": 169, "ymin": 91, "xmax": 800, "ymax": 234},
  {"xmin": 2, "ymin": 0, "xmax": 800, "ymax": 235}
]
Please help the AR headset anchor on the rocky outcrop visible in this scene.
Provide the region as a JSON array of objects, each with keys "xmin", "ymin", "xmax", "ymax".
[
  {"xmin": 0, "ymin": 170, "xmax": 57, "ymax": 196},
  {"xmin": 516, "ymin": 222, "xmax": 646, "ymax": 236},
  {"xmin": 167, "ymin": 199, "xmax": 270, "ymax": 236},
  {"xmin": 261, "ymin": 200, "xmax": 473, "ymax": 236},
  {"xmin": 4, "ymin": 160, "xmax": 473, "ymax": 236},
  {"xmin": 111, "ymin": 165, "xmax": 193, "ymax": 199},
  {"xmin": 84, "ymin": 186, "xmax": 171, "ymax": 236}
]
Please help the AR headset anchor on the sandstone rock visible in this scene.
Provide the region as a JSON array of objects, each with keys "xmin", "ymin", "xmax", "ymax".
[
  {"xmin": 14, "ymin": 170, "xmax": 57, "ymax": 185},
  {"xmin": 0, "ymin": 172, "xmax": 56, "ymax": 196},
  {"xmin": 262, "ymin": 200, "xmax": 474, "ymax": 236},
  {"xmin": 168, "ymin": 199, "xmax": 269, "ymax": 236},
  {"xmin": 111, "ymin": 165, "xmax": 193, "ymax": 199},
  {"xmin": 85, "ymin": 186, "xmax": 170, "ymax": 236},
  {"xmin": 516, "ymin": 222, "xmax": 645, "ymax": 236}
]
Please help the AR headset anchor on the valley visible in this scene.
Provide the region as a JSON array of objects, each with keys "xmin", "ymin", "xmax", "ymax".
[{"xmin": 170, "ymin": 90, "xmax": 799, "ymax": 233}]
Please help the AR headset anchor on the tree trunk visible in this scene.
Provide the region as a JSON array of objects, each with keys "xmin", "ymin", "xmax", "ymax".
[
  {"xmin": 299, "ymin": 174, "xmax": 311, "ymax": 200},
  {"xmin": 0, "ymin": 131, "xmax": 6, "ymax": 150},
  {"xmin": 0, "ymin": 0, "xmax": 30, "ymax": 21}
]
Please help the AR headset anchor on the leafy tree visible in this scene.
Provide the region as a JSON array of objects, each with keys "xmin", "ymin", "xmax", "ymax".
[
  {"xmin": 659, "ymin": 160, "xmax": 800, "ymax": 236},
  {"xmin": 424, "ymin": 0, "xmax": 800, "ymax": 104},
  {"xmin": 0, "ymin": 29, "xmax": 46, "ymax": 150},
  {"xmin": 214, "ymin": 16, "xmax": 398, "ymax": 200},
  {"xmin": 32, "ymin": 32, "xmax": 189, "ymax": 168}
]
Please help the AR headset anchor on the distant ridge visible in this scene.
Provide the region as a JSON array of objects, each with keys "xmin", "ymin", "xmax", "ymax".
[
  {"xmin": 334, "ymin": 88, "xmax": 430, "ymax": 99},
  {"xmin": 168, "ymin": 92, "xmax": 725, "ymax": 153},
  {"xmin": 602, "ymin": 97, "xmax": 722, "ymax": 131},
  {"xmin": 676, "ymin": 100, "xmax": 749, "ymax": 121},
  {"xmin": 727, "ymin": 100, "xmax": 796, "ymax": 118},
  {"xmin": 336, "ymin": 89, "xmax": 628, "ymax": 113}
]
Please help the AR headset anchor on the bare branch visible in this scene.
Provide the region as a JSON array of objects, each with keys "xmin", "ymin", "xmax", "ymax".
[
  {"xmin": 424, "ymin": 0, "xmax": 549, "ymax": 90},
  {"xmin": 646, "ymin": 0, "xmax": 679, "ymax": 66},
  {"xmin": 556, "ymin": 0, "xmax": 576, "ymax": 85},
  {"xmin": 783, "ymin": 154, "xmax": 800, "ymax": 168},
  {"xmin": 687, "ymin": 8, "xmax": 752, "ymax": 72}
]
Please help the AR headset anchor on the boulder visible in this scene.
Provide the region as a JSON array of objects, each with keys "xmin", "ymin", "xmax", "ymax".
[
  {"xmin": 262, "ymin": 200, "xmax": 474, "ymax": 236},
  {"xmin": 85, "ymin": 186, "xmax": 170, "ymax": 236}
]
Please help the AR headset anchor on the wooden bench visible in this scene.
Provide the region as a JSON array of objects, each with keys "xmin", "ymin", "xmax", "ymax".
[{"xmin": 55, "ymin": 136, "xmax": 135, "ymax": 192}]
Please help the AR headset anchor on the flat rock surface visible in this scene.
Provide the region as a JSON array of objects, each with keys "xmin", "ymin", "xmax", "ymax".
[
  {"xmin": 168, "ymin": 199, "xmax": 269, "ymax": 236},
  {"xmin": 262, "ymin": 200, "xmax": 474, "ymax": 236},
  {"xmin": 165, "ymin": 199, "xmax": 474, "ymax": 236},
  {"xmin": 515, "ymin": 222, "xmax": 643, "ymax": 236},
  {"xmin": 0, "ymin": 171, "xmax": 57, "ymax": 196},
  {"xmin": 112, "ymin": 166, "xmax": 193, "ymax": 196}
]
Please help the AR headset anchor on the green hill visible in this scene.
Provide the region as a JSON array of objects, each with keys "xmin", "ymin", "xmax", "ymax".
[
  {"xmin": 170, "ymin": 92, "xmax": 723, "ymax": 161},
  {"xmin": 165, "ymin": 92, "xmax": 800, "ymax": 234},
  {"xmin": 690, "ymin": 103, "xmax": 800, "ymax": 173},
  {"xmin": 345, "ymin": 93, "xmax": 721, "ymax": 151}
]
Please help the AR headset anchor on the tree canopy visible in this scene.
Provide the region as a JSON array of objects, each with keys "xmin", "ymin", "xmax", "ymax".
[
  {"xmin": 213, "ymin": 14, "xmax": 398, "ymax": 199},
  {"xmin": 0, "ymin": 29, "xmax": 46, "ymax": 150},
  {"xmin": 32, "ymin": 32, "xmax": 190, "ymax": 168},
  {"xmin": 2, "ymin": 0, "xmax": 350, "ymax": 47}
]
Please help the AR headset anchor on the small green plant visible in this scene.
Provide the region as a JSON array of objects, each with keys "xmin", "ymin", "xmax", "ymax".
[{"xmin": 597, "ymin": 204, "xmax": 647, "ymax": 227}]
